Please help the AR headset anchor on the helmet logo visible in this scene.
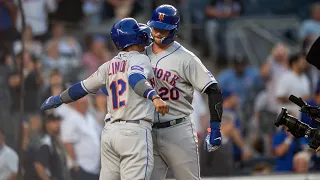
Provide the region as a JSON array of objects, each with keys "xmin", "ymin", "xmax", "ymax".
[{"xmin": 158, "ymin": 13, "xmax": 165, "ymax": 21}]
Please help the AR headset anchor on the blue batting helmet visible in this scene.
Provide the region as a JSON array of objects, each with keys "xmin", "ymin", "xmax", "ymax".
[
  {"xmin": 147, "ymin": 4, "xmax": 180, "ymax": 44},
  {"xmin": 110, "ymin": 18, "xmax": 153, "ymax": 50}
]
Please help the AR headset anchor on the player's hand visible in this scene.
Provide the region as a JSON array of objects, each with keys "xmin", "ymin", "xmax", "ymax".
[
  {"xmin": 40, "ymin": 95, "xmax": 62, "ymax": 111},
  {"xmin": 204, "ymin": 122, "xmax": 222, "ymax": 152},
  {"xmin": 316, "ymin": 146, "xmax": 320, "ymax": 152},
  {"xmin": 152, "ymin": 96, "xmax": 169, "ymax": 116}
]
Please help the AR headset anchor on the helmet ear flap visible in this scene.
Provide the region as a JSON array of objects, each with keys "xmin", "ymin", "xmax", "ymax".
[{"xmin": 160, "ymin": 28, "xmax": 177, "ymax": 44}]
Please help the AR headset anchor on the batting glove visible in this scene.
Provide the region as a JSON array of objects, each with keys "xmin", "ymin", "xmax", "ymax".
[
  {"xmin": 40, "ymin": 95, "xmax": 62, "ymax": 111},
  {"xmin": 204, "ymin": 122, "xmax": 222, "ymax": 152}
]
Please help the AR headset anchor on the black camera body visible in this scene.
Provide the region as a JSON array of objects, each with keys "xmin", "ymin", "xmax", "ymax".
[{"xmin": 275, "ymin": 95, "xmax": 320, "ymax": 150}]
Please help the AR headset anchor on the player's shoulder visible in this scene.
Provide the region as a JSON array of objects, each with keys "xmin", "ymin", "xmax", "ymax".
[
  {"xmin": 96, "ymin": 60, "xmax": 110, "ymax": 71},
  {"xmin": 174, "ymin": 42, "xmax": 201, "ymax": 63},
  {"xmin": 129, "ymin": 52, "xmax": 150, "ymax": 62}
]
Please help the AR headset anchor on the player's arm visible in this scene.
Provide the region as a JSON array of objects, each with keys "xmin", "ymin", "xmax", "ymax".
[
  {"xmin": 184, "ymin": 56, "xmax": 223, "ymax": 152},
  {"xmin": 40, "ymin": 63, "xmax": 108, "ymax": 111},
  {"xmin": 128, "ymin": 55, "xmax": 168, "ymax": 115},
  {"xmin": 204, "ymin": 83, "xmax": 223, "ymax": 123},
  {"xmin": 203, "ymin": 83, "xmax": 223, "ymax": 153},
  {"xmin": 184, "ymin": 56, "xmax": 223, "ymax": 123}
]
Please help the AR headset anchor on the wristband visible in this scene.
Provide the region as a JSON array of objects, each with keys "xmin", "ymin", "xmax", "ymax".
[
  {"xmin": 152, "ymin": 94, "xmax": 160, "ymax": 101},
  {"xmin": 147, "ymin": 90, "xmax": 157, "ymax": 100}
]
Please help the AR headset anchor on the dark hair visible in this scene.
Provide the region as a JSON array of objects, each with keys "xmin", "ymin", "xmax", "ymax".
[
  {"xmin": 42, "ymin": 113, "xmax": 61, "ymax": 134},
  {"xmin": 288, "ymin": 52, "xmax": 305, "ymax": 68},
  {"xmin": 50, "ymin": 68, "xmax": 61, "ymax": 77},
  {"xmin": 232, "ymin": 54, "xmax": 247, "ymax": 65}
]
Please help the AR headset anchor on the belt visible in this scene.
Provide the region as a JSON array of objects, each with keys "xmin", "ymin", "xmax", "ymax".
[
  {"xmin": 152, "ymin": 117, "xmax": 186, "ymax": 129},
  {"xmin": 105, "ymin": 119, "xmax": 140, "ymax": 124}
]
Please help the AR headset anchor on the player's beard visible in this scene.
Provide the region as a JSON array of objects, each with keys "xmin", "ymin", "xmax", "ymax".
[
  {"xmin": 153, "ymin": 36, "xmax": 170, "ymax": 49},
  {"xmin": 153, "ymin": 36, "xmax": 163, "ymax": 45}
]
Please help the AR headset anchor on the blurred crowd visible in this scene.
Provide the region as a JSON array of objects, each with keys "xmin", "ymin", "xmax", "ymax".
[{"xmin": 1, "ymin": 0, "xmax": 320, "ymax": 180}]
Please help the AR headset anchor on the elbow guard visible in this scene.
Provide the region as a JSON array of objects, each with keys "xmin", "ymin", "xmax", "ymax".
[{"xmin": 204, "ymin": 83, "xmax": 223, "ymax": 122}]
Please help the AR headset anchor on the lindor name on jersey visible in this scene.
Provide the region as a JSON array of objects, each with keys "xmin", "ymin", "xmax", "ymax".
[{"xmin": 108, "ymin": 60, "xmax": 127, "ymax": 75}]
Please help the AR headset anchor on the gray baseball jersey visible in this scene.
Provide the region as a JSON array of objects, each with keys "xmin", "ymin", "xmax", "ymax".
[
  {"xmin": 145, "ymin": 41, "xmax": 217, "ymax": 122},
  {"xmin": 82, "ymin": 51, "xmax": 155, "ymax": 122}
]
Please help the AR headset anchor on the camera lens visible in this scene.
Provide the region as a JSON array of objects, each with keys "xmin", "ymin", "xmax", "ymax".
[
  {"xmin": 275, "ymin": 108, "xmax": 310, "ymax": 138},
  {"xmin": 275, "ymin": 108, "xmax": 288, "ymax": 127}
]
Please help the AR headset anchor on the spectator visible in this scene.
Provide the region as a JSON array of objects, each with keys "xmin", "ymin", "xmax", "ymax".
[
  {"xmin": 217, "ymin": 55, "xmax": 263, "ymax": 109},
  {"xmin": 0, "ymin": 0, "xmax": 18, "ymax": 49},
  {"xmin": 27, "ymin": 114, "xmax": 43, "ymax": 147},
  {"xmin": 33, "ymin": 114, "xmax": 72, "ymax": 180},
  {"xmin": 41, "ymin": 69, "xmax": 66, "ymax": 103},
  {"xmin": 0, "ymin": 46, "xmax": 12, "ymax": 146},
  {"xmin": 299, "ymin": 2, "xmax": 320, "ymax": 41},
  {"xmin": 301, "ymin": 81, "xmax": 320, "ymax": 128},
  {"xmin": 61, "ymin": 96, "xmax": 100, "ymax": 180},
  {"xmin": 0, "ymin": 128, "xmax": 19, "ymax": 180},
  {"xmin": 200, "ymin": 113, "xmax": 235, "ymax": 177},
  {"xmin": 222, "ymin": 89, "xmax": 252, "ymax": 163},
  {"xmin": 13, "ymin": 25, "xmax": 42, "ymax": 57},
  {"xmin": 272, "ymin": 127, "xmax": 302, "ymax": 172},
  {"xmin": 48, "ymin": 23, "xmax": 82, "ymax": 62},
  {"xmin": 15, "ymin": 0, "xmax": 57, "ymax": 42},
  {"xmin": 9, "ymin": 52, "xmax": 43, "ymax": 114},
  {"xmin": 102, "ymin": 0, "xmax": 142, "ymax": 21},
  {"xmin": 23, "ymin": 115, "xmax": 43, "ymax": 180},
  {"xmin": 83, "ymin": 0, "xmax": 103, "ymax": 24},
  {"xmin": 275, "ymin": 53, "xmax": 311, "ymax": 117},
  {"xmin": 259, "ymin": 43, "xmax": 289, "ymax": 115},
  {"xmin": 41, "ymin": 40, "xmax": 75, "ymax": 80},
  {"xmin": 293, "ymin": 151, "xmax": 311, "ymax": 173},
  {"xmin": 82, "ymin": 35, "xmax": 110, "ymax": 76},
  {"xmin": 89, "ymin": 90, "xmax": 108, "ymax": 127},
  {"xmin": 204, "ymin": 0, "xmax": 243, "ymax": 58},
  {"xmin": 8, "ymin": 52, "xmax": 43, "ymax": 149}
]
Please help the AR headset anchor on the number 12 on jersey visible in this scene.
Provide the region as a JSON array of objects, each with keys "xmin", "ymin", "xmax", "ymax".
[{"xmin": 110, "ymin": 79, "xmax": 127, "ymax": 109}]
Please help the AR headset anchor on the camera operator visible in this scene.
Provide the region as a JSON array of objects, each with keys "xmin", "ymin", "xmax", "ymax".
[
  {"xmin": 272, "ymin": 126, "xmax": 304, "ymax": 172},
  {"xmin": 275, "ymin": 53, "xmax": 311, "ymax": 117},
  {"xmin": 304, "ymin": 35, "xmax": 320, "ymax": 152}
]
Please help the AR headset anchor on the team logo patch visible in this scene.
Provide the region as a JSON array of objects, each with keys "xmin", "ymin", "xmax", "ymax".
[
  {"xmin": 131, "ymin": 65, "xmax": 144, "ymax": 72},
  {"xmin": 158, "ymin": 13, "xmax": 165, "ymax": 21}
]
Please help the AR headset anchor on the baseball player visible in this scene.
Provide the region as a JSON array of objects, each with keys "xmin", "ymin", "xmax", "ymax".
[
  {"xmin": 40, "ymin": 18, "xmax": 169, "ymax": 180},
  {"xmin": 145, "ymin": 5, "xmax": 223, "ymax": 180}
]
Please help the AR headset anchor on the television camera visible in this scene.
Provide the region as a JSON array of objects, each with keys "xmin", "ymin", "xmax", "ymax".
[{"xmin": 275, "ymin": 95, "xmax": 320, "ymax": 150}]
